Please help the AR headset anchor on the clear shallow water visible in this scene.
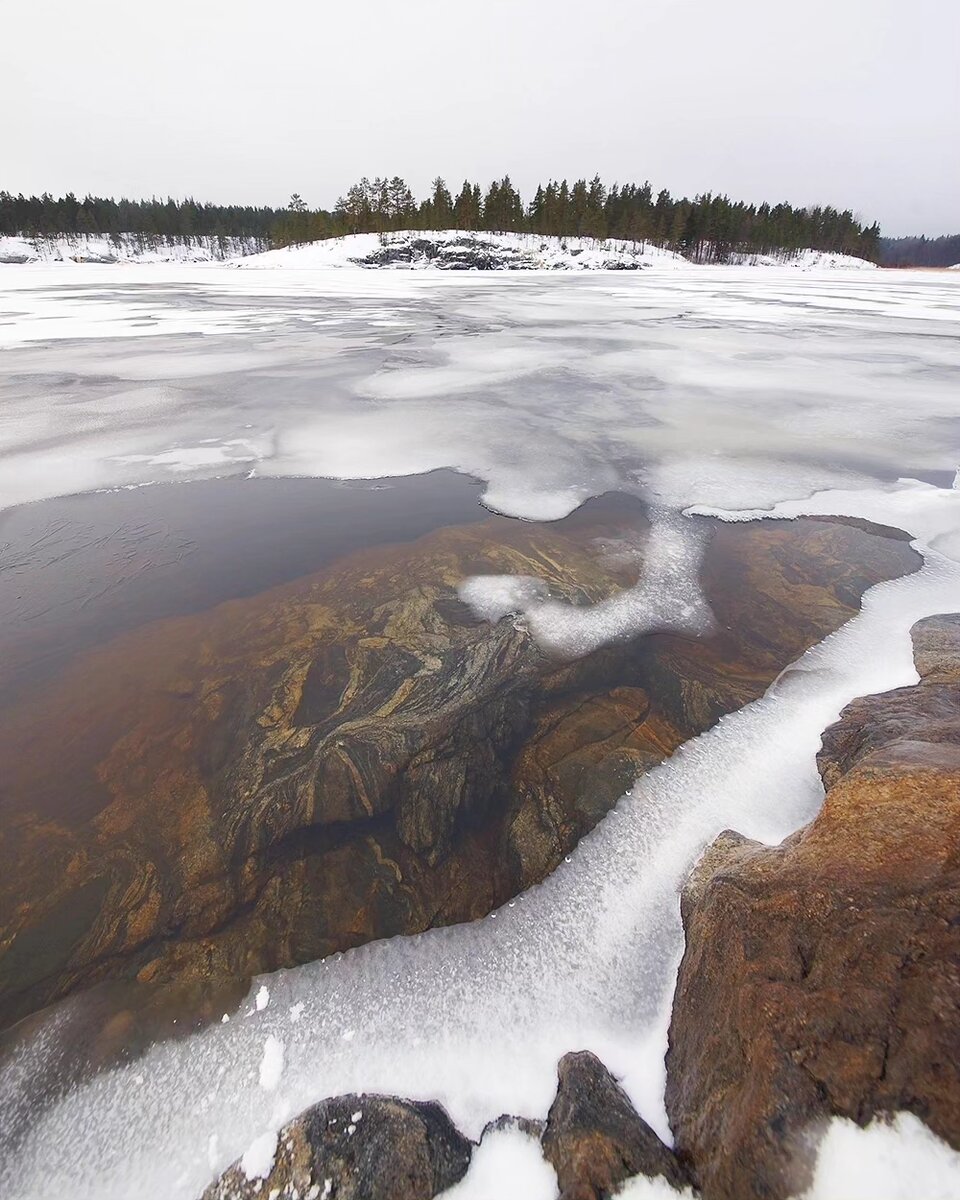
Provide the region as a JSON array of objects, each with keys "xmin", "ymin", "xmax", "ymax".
[
  {"xmin": 0, "ymin": 471, "xmax": 491, "ymax": 705},
  {"xmin": 0, "ymin": 265, "xmax": 959, "ymax": 1198}
]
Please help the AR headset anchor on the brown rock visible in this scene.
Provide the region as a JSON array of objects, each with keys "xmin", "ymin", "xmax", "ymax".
[
  {"xmin": 542, "ymin": 1051, "xmax": 690, "ymax": 1198},
  {"xmin": 0, "ymin": 512, "xmax": 920, "ymax": 1029},
  {"xmin": 201, "ymin": 1094, "xmax": 471, "ymax": 1200},
  {"xmin": 665, "ymin": 614, "xmax": 960, "ymax": 1200}
]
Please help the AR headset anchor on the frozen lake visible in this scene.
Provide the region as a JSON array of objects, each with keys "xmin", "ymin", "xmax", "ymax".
[
  {"xmin": 2, "ymin": 265, "xmax": 958, "ymax": 521},
  {"xmin": 1, "ymin": 263, "xmax": 959, "ymax": 1199}
]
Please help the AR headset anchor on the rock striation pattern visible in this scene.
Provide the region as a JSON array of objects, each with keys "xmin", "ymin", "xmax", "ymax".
[
  {"xmin": 665, "ymin": 612, "xmax": 960, "ymax": 1200},
  {"xmin": 0, "ymin": 512, "xmax": 919, "ymax": 1030}
]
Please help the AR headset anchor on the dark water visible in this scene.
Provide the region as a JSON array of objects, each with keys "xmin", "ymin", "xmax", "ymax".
[{"xmin": 0, "ymin": 471, "xmax": 495, "ymax": 706}]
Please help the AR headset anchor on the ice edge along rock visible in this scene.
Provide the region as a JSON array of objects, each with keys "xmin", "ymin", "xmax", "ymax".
[{"xmin": 201, "ymin": 611, "xmax": 960, "ymax": 1200}]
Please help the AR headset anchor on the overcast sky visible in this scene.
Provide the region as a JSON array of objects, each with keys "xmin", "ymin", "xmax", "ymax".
[{"xmin": 3, "ymin": 0, "xmax": 957, "ymax": 236}]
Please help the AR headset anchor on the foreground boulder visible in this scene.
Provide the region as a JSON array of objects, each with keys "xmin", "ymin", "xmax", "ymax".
[
  {"xmin": 665, "ymin": 613, "xmax": 960, "ymax": 1200},
  {"xmin": 201, "ymin": 1094, "xmax": 471, "ymax": 1200},
  {"xmin": 542, "ymin": 1051, "xmax": 690, "ymax": 1198}
]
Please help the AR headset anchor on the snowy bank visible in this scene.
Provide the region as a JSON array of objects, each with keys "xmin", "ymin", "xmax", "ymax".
[
  {"xmin": 236, "ymin": 230, "xmax": 689, "ymax": 271},
  {"xmin": 0, "ymin": 233, "xmax": 265, "ymax": 264},
  {"xmin": 725, "ymin": 247, "xmax": 878, "ymax": 269}
]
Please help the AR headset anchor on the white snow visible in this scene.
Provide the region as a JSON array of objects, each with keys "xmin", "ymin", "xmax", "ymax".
[
  {"xmin": 236, "ymin": 230, "xmax": 689, "ymax": 272},
  {"xmin": 240, "ymin": 1130, "xmax": 277, "ymax": 1182},
  {"xmin": 1, "ymin": 265, "xmax": 957, "ymax": 524},
  {"xmin": 254, "ymin": 986, "xmax": 271, "ymax": 1012},
  {"xmin": 460, "ymin": 510, "xmax": 715, "ymax": 656},
  {"xmin": 725, "ymin": 248, "xmax": 877, "ymax": 269},
  {"xmin": 437, "ymin": 1126, "xmax": 557, "ymax": 1200},
  {"xmin": 258, "ymin": 1036, "xmax": 285, "ymax": 1091},
  {"xmin": 0, "ymin": 233, "xmax": 263, "ymax": 264},
  {"xmin": 799, "ymin": 1113, "xmax": 960, "ymax": 1200},
  {"xmin": 616, "ymin": 1175, "xmax": 698, "ymax": 1198}
]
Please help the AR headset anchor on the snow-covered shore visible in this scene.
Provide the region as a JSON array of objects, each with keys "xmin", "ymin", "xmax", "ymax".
[
  {"xmin": 0, "ymin": 230, "xmax": 878, "ymax": 271},
  {"xmin": 0, "ymin": 233, "xmax": 265, "ymax": 264}
]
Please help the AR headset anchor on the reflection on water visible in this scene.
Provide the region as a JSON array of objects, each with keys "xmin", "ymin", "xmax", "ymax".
[{"xmin": 0, "ymin": 471, "xmax": 492, "ymax": 705}]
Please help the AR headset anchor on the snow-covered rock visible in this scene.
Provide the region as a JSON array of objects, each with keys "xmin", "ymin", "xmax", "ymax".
[
  {"xmin": 237, "ymin": 230, "xmax": 689, "ymax": 271},
  {"xmin": 0, "ymin": 233, "xmax": 265, "ymax": 264},
  {"xmin": 725, "ymin": 247, "xmax": 878, "ymax": 269}
]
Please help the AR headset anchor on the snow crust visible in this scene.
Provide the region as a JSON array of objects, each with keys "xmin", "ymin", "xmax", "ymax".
[
  {"xmin": 799, "ymin": 1113, "xmax": 960, "ymax": 1200},
  {"xmin": 0, "ymin": 234, "xmax": 262, "ymax": 264}
]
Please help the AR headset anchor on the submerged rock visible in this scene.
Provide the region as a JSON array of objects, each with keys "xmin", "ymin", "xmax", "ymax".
[
  {"xmin": 542, "ymin": 1051, "xmax": 690, "ymax": 1198},
  {"xmin": 201, "ymin": 1094, "xmax": 471, "ymax": 1200},
  {"xmin": 0, "ymin": 509, "xmax": 920, "ymax": 1029},
  {"xmin": 665, "ymin": 613, "xmax": 960, "ymax": 1200}
]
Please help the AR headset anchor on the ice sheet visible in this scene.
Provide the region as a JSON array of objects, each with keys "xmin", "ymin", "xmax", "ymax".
[{"xmin": 1, "ymin": 266, "xmax": 957, "ymax": 522}]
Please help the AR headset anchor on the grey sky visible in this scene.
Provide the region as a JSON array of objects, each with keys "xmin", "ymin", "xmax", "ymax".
[{"xmin": 3, "ymin": 0, "xmax": 957, "ymax": 236}]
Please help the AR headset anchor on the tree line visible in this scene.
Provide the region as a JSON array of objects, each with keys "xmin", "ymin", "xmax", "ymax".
[
  {"xmin": 279, "ymin": 175, "xmax": 881, "ymax": 261},
  {"xmin": 2, "ymin": 176, "xmax": 882, "ymax": 262},
  {"xmin": 878, "ymin": 234, "xmax": 960, "ymax": 268},
  {"xmin": 0, "ymin": 192, "xmax": 279, "ymax": 244}
]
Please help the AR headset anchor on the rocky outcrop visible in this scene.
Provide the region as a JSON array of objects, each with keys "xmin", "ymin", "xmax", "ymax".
[
  {"xmin": 542, "ymin": 1051, "xmax": 690, "ymax": 1198},
  {"xmin": 201, "ymin": 1095, "xmax": 471, "ymax": 1200},
  {"xmin": 665, "ymin": 613, "xmax": 960, "ymax": 1200},
  {"xmin": 0, "ymin": 510, "xmax": 919, "ymax": 1029},
  {"xmin": 349, "ymin": 232, "xmax": 655, "ymax": 271},
  {"xmin": 202, "ymin": 1052, "xmax": 687, "ymax": 1200}
]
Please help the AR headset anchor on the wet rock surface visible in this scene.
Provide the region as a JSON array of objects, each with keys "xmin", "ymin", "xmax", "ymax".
[
  {"xmin": 0, "ymin": 507, "xmax": 919, "ymax": 1030},
  {"xmin": 201, "ymin": 1094, "xmax": 471, "ymax": 1200},
  {"xmin": 542, "ymin": 1051, "xmax": 690, "ymax": 1198},
  {"xmin": 664, "ymin": 613, "xmax": 960, "ymax": 1200}
]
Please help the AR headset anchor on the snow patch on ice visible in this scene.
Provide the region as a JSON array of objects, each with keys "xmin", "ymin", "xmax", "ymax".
[
  {"xmin": 258, "ymin": 1037, "xmax": 284, "ymax": 1091},
  {"xmin": 460, "ymin": 511, "xmax": 715, "ymax": 656}
]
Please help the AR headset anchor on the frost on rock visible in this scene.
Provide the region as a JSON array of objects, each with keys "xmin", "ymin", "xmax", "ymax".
[{"xmin": 240, "ymin": 1131, "xmax": 278, "ymax": 1182}]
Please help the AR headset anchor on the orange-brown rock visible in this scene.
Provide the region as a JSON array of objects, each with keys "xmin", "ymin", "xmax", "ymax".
[
  {"xmin": 0, "ymin": 511, "xmax": 920, "ymax": 1030},
  {"xmin": 665, "ymin": 613, "xmax": 960, "ymax": 1200},
  {"xmin": 542, "ymin": 1051, "xmax": 690, "ymax": 1199}
]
